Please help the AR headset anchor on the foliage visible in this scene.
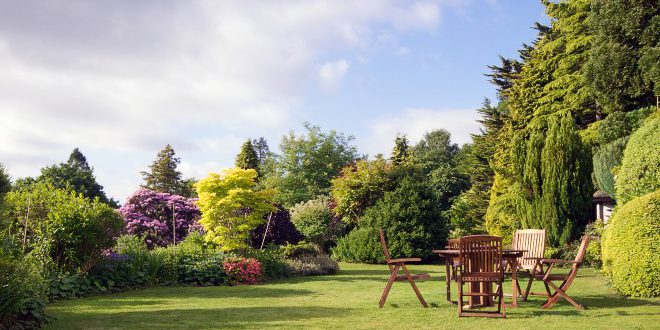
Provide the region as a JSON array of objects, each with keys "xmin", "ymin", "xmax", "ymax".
[
  {"xmin": 1, "ymin": 182, "xmax": 123, "ymax": 272},
  {"xmin": 615, "ymin": 114, "xmax": 660, "ymax": 204},
  {"xmin": 280, "ymin": 242, "xmax": 318, "ymax": 259},
  {"xmin": 580, "ymin": 106, "xmax": 655, "ymax": 147},
  {"xmin": 30, "ymin": 148, "xmax": 117, "ymax": 207},
  {"xmin": 509, "ymin": 113, "xmax": 593, "ymax": 247},
  {"xmin": 196, "ymin": 168, "xmax": 276, "ymax": 251},
  {"xmin": 141, "ymin": 144, "xmax": 195, "ymax": 197},
  {"xmin": 586, "ymin": 0, "xmax": 659, "ymax": 113},
  {"xmin": 286, "ymin": 254, "xmax": 339, "ymax": 276},
  {"xmin": 290, "ymin": 196, "xmax": 343, "ymax": 249},
  {"xmin": 243, "ymin": 247, "xmax": 291, "ymax": 280},
  {"xmin": 223, "ymin": 257, "xmax": 262, "ymax": 285},
  {"xmin": 359, "ymin": 176, "xmax": 448, "ymax": 260},
  {"xmin": 154, "ymin": 233, "xmax": 228, "ymax": 286},
  {"xmin": 331, "ymin": 227, "xmax": 385, "ymax": 264},
  {"xmin": 0, "ymin": 163, "xmax": 12, "ymax": 205},
  {"xmin": 235, "ymin": 139, "xmax": 260, "ymax": 174},
  {"xmin": 390, "ymin": 135, "xmax": 410, "ymax": 165},
  {"xmin": 331, "ymin": 158, "xmax": 394, "ymax": 224},
  {"xmin": 252, "ymin": 137, "xmax": 271, "ymax": 166},
  {"xmin": 119, "ymin": 188, "xmax": 202, "ymax": 248},
  {"xmin": 602, "ymin": 190, "xmax": 660, "ymax": 297},
  {"xmin": 0, "ymin": 248, "xmax": 49, "ymax": 329},
  {"xmin": 546, "ymin": 220, "xmax": 604, "ymax": 268},
  {"xmin": 593, "ymin": 137, "xmax": 628, "ymax": 199},
  {"xmin": 261, "ymin": 123, "xmax": 358, "ymax": 207},
  {"xmin": 249, "ymin": 204, "xmax": 303, "ymax": 248},
  {"xmin": 484, "ymin": 174, "xmax": 519, "ymax": 245},
  {"xmin": 449, "ymin": 100, "xmax": 507, "ymax": 237}
]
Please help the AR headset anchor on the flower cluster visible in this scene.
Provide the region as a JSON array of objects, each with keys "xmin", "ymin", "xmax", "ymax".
[
  {"xmin": 119, "ymin": 188, "xmax": 202, "ymax": 248},
  {"xmin": 223, "ymin": 257, "xmax": 262, "ymax": 285}
]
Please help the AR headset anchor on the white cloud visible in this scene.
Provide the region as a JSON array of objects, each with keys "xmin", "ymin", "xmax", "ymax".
[
  {"xmin": 361, "ymin": 108, "xmax": 481, "ymax": 157},
  {"xmin": 0, "ymin": 0, "xmax": 467, "ymax": 200},
  {"xmin": 318, "ymin": 60, "xmax": 350, "ymax": 92}
]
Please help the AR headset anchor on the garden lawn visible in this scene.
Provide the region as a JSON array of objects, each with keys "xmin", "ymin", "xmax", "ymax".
[{"xmin": 45, "ymin": 263, "xmax": 660, "ymax": 330}]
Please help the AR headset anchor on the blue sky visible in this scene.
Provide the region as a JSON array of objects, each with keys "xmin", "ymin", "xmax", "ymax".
[{"xmin": 0, "ymin": 1, "xmax": 547, "ymax": 201}]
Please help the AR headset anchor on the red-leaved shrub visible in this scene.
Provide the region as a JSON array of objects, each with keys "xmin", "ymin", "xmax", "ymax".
[{"xmin": 223, "ymin": 257, "xmax": 262, "ymax": 285}]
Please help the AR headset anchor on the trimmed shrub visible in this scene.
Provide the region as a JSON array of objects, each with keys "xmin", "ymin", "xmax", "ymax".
[
  {"xmin": 281, "ymin": 242, "xmax": 318, "ymax": 259},
  {"xmin": 154, "ymin": 233, "xmax": 228, "ymax": 286},
  {"xmin": 602, "ymin": 190, "xmax": 660, "ymax": 297},
  {"xmin": 615, "ymin": 114, "xmax": 660, "ymax": 204},
  {"xmin": 332, "ymin": 227, "xmax": 384, "ymax": 264},
  {"xmin": 290, "ymin": 196, "xmax": 344, "ymax": 249},
  {"xmin": 119, "ymin": 188, "xmax": 201, "ymax": 248},
  {"xmin": 593, "ymin": 137, "xmax": 628, "ymax": 199},
  {"xmin": 223, "ymin": 257, "xmax": 262, "ymax": 285}
]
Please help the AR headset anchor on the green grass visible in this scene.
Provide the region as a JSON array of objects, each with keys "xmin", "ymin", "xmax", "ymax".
[{"xmin": 45, "ymin": 263, "xmax": 660, "ymax": 329}]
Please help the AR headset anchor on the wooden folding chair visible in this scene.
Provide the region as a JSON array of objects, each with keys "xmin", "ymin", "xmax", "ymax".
[
  {"xmin": 378, "ymin": 229, "xmax": 429, "ymax": 308},
  {"xmin": 444, "ymin": 238, "xmax": 460, "ymax": 303},
  {"xmin": 507, "ymin": 229, "xmax": 546, "ymax": 301},
  {"xmin": 457, "ymin": 235, "xmax": 505, "ymax": 318},
  {"xmin": 527, "ymin": 234, "xmax": 590, "ymax": 310}
]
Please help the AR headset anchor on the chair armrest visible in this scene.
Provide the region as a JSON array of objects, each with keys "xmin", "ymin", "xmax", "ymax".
[
  {"xmin": 540, "ymin": 259, "xmax": 579, "ymax": 265},
  {"xmin": 387, "ymin": 258, "xmax": 422, "ymax": 264}
]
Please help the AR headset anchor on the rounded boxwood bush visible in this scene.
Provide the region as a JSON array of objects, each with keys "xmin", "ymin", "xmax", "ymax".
[
  {"xmin": 615, "ymin": 115, "xmax": 660, "ymax": 204},
  {"xmin": 602, "ymin": 190, "xmax": 660, "ymax": 297},
  {"xmin": 332, "ymin": 227, "xmax": 385, "ymax": 264}
]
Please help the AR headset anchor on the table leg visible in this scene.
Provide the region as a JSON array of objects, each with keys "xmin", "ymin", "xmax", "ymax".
[{"xmin": 511, "ymin": 257, "xmax": 519, "ymax": 307}]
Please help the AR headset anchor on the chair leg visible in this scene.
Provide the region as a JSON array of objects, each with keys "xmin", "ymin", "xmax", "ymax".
[
  {"xmin": 445, "ymin": 262, "xmax": 452, "ymax": 302},
  {"xmin": 401, "ymin": 264, "xmax": 428, "ymax": 307},
  {"xmin": 543, "ymin": 281, "xmax": 584, "ymax": 310},
  {"xmin": 457, "ymin": 278, "xmax": 463, "ymax": 315},
  {"xmin": 379, "ymin": 265, "xmax": 399, "ymax": 308},
  {"xmin": 523, "ymin": 276, "xmax": 534, "ymax": 302}
]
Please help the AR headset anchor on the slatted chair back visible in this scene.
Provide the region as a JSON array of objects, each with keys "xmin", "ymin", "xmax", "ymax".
[
  {"xmin": 459, "ymin": 235, "xmax": 503, "ymax": 276},
  {"xmin": 447, "ymin": 238, "xmax": 460, "ymax": 249},
  {"xmin": 512, "ymin": 229, "xmax": 546, "ymax": 271}
]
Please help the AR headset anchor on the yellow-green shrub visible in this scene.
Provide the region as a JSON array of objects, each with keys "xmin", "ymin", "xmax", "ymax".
[{"xmin": 602, "ymin": 190, "xmax": 660, "ymax": 297}]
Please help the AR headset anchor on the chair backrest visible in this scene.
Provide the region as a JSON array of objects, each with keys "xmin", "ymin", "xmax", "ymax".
[
  {"xmin": 447, "ymin": 238, "xmax": 460, "ymax": 249},
  {"xmin": 574, "ymin": 234, "xmax": 590, "ymax": 265},
  {"xmin": 512, "ymin": 229, "xmax": 546, "ymax": 270},
  {"xmin": 459, "ymin": 235, "xmax": 503, "ymax": 275},
  {"xmin": 378, "ymin": 229, "xmax": 392, "ymax": 262}
]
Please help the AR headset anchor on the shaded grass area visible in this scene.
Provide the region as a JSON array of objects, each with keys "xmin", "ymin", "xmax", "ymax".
[{"xmin": 45, "ymin": 263, "xmax": 660, "ymax": 329}]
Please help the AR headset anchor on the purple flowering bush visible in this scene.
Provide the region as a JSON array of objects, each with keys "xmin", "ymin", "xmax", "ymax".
[{"xmin": 119, "ymin": 188, "xmax": 202, "ymax": 248}]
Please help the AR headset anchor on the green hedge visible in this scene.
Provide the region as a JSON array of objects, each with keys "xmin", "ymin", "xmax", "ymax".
[
  {"xmin": 332, "ymin": 228, "xmax": 385, "ymax": 264},
  {"xmin": 616, "ymin": 114, "xmax": 660, "ymax": 204},
  {"xmin": 602, "ymin": 190, "xmax": 660, "ymax": 297}
]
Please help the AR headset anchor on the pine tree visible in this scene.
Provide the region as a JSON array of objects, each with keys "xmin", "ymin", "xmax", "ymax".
[
  {"xmin": 141, "ymin": 144, "xmax": 185, "ymax": 195},
  {"xmin": 391, "ymin": 135, "xmax": 410, "ymax": 165},
  {"xmin": 235, "ymin": 139, "xmax": 260, "ymax": 172},
  {"xmin": 252, "ymin": 137, "xmax": 270, "ymax": 165}
]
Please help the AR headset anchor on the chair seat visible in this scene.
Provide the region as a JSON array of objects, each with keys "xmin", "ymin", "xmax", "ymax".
[{"xmin": 387, "ymin": 258, "xmax": 422, "ymax": 264}]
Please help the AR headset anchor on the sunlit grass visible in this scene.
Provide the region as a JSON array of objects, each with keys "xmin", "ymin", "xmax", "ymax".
[{"xmin": 45, "ymin": 263, "xmax": 660, "ymax": 329}]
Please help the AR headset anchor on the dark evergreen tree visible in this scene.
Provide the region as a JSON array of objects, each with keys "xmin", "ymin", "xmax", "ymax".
[
  {"xmin": 141, "ymin": 144, "xmax": 186, "ymax": 196},
  {"xmin": 0, "ymin": 163, "xmax": 11, "ymax": 202},
  {"xmin": 39, "ymin": 148, "xmax": 117, "ymax": 207},
  {"xmin": 235, "ymin": 139, "xmax": 260, "ymax": 172},
  {"xmin": 390, "ymin": 135, "xmax": 410, "ymax": 165}
]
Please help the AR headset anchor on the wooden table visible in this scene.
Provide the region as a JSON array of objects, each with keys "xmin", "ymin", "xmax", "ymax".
[{"xmin": 433, "ymin": 249, "xmax": 525, "ymax": 307}]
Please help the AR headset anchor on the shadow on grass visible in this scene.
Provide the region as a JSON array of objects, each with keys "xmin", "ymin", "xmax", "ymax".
[
  {"xmin": 48, "ymin": 306, "xmax": 350, "ymax": 329},
  {"xmin": 517, "ymin": 295, "xmax": 660, "ymax": 318},
  {"xmin": 279, "ymin": 268, "xmax": 445, "ymax": 285}
]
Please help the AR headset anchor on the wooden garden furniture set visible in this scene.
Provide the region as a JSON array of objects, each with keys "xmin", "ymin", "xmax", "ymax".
[{"xmin": 378, "ymin": 229, "xmax": 591, "ymax": 317}]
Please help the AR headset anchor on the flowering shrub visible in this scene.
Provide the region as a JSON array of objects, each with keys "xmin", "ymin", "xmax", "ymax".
[
  {"xmin": 223, "ymin": 257, "xmax": 262, "ymax": 285},
  {"xmin": 119, "ymin": 188, "xmax": 201, "ymax": 248}
]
